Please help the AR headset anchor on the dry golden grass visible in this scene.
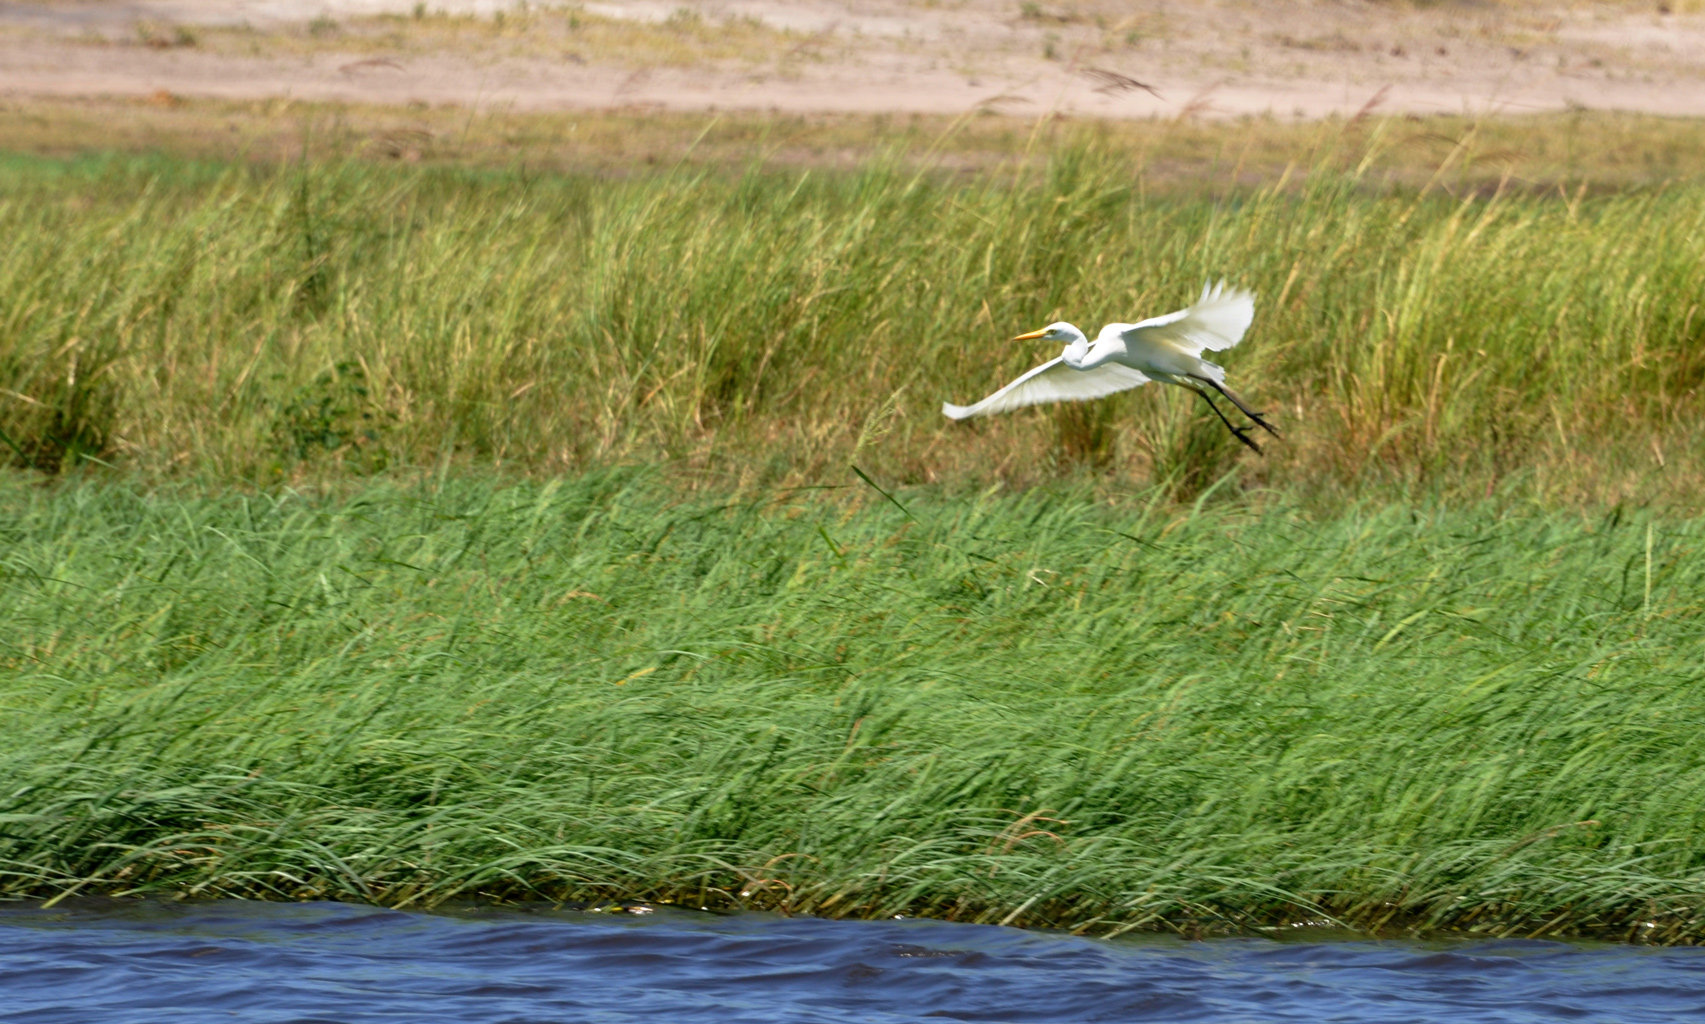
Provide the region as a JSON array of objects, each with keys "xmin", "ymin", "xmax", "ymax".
[{"xmin": 1, "ymin": 110, "xmax": 1702, "ymax": 507}]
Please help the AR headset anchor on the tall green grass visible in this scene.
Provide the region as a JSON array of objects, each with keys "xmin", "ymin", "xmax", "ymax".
[
  {"xmin": 4, "ymin": 475, "xmax": 1703, "ymax": 940},
  {"xmin": 1, "ymin": 127, "xmax": 1700, "ymax": 501}
]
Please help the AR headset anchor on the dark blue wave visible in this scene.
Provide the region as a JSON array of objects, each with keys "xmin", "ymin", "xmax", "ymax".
[{"xmin": 1, "ymin": 900, "xmax": 1701, "ymax": 1023}]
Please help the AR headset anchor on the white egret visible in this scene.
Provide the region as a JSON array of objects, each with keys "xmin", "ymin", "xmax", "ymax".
[{"xmin": 942, "ymin": 281, "xmax": 1279, "ymax": 453}]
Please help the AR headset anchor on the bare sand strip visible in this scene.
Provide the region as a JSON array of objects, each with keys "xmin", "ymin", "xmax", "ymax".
[{"xmin": 2, "ymin": 1, "xmax": 1703, "ymax": 120}]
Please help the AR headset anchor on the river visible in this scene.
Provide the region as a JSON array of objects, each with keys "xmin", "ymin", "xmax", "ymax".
[{"xmin": 2, "ymin": 899, "xmax": 1701, "ymax": 1022}]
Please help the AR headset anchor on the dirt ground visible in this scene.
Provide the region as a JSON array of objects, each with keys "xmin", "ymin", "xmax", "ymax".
[{"xmin": 1, "ymin": 0, "xmax": 1703, "ymax": 121}]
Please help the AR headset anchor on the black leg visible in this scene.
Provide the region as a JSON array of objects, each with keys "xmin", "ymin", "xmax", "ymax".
[
  {"xmin": 1192, "ymin": 386, "xmax": 1262, "ymax": 454},
  {"xmin": 1189, "ymin": 375, "xmax": 1281, "ymax": 438}
]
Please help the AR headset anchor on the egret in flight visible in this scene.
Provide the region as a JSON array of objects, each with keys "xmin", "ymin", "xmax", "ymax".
[{"xmin": 942, "ymin": 282, "xmax": 1279, "ymax": 453}]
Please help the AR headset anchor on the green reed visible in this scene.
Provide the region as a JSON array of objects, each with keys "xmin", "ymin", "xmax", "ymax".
[{"xmin": 3, "ymin": 475, "xmax": 1702, "ymax": 939}]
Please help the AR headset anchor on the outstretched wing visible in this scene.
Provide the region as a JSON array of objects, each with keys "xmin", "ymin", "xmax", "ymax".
[
  {"xmin": 942, "ymin": 358, "xmax": 1151, "ymax": 420},
  {"xmin": 1120, "ymin": 280, "xmax": 1255, "ymax": 357}
]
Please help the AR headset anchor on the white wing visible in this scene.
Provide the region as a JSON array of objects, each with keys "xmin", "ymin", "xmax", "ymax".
[
  {"xmin": 1119, "ymin": 280, "xmax": 1255, "ymax": 357},
  {"xmin": 942, "ymin": 358, "xmax": 1151, "ymax": 420}
]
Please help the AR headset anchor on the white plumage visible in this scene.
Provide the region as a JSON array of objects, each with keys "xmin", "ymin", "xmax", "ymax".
[{"xmin": 943, "ymin": 282, "xmax": 1277, "ymax": 452}]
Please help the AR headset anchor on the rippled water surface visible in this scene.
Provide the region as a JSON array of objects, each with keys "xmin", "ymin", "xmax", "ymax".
[{"xmin": 3, "ymin": 899, "xmax": 1703, "ymax": 1023}]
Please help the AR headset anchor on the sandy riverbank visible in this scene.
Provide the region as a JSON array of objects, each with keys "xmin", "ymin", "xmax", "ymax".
[{"xmin": 3, "ymin": 1, "xmax": 1702, "ymax": 120}]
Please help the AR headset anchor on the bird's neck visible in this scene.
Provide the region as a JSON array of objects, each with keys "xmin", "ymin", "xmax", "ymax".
[{"xmin": 1059, "ymin": 330, "xmax": 1091, "ymax": 368}]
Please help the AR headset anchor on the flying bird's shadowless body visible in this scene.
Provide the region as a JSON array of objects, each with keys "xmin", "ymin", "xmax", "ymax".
[{"xmin": 943, "ymin": 282, "xmax": 1279, "ymax": 453}]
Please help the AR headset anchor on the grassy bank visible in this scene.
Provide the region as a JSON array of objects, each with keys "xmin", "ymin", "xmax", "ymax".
[
  {"xmin": 1, "ymin": 119, "xmax": 1702, "ymax": 503},
  {"xmin": 3, "ymin": 476, "xmax": 1703, "ymax": 940},
  {"xmin": 11, "ymin": 97, "xmax": 1705, "ymax": 186},
  {"xmin": 4, "ymin": 114, "xmax": 1704, "ymax": 939}
]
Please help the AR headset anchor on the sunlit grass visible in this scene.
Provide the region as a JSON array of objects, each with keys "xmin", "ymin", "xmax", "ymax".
[
  {"xmin": 4, "ymin": 116, "xmax": 1701, "ymax": 934},
  {"xmin": 2, "ymin": 475, "xmax": 1702, "ymax": 939},
  {"xmin": 1, "ymin": 123, "xmax": 1701, "ymax": 503}
]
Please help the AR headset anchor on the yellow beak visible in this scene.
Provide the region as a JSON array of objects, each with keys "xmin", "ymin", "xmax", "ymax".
[{"xmin": 1013, "ymin": 328, "xmax": 1049, "ymax": 341}]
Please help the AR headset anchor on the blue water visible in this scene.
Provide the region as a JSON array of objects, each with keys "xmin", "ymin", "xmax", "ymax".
[{"xmin": 2, "ymin": 900, "xmax": 1702, "ymax": 1023}]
